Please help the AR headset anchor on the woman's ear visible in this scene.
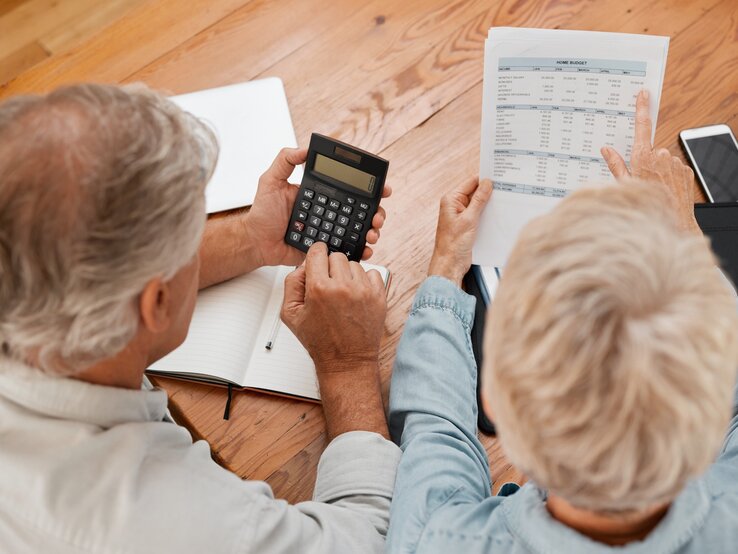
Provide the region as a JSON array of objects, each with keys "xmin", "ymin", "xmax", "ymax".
[{"xmin": 139, "ymin": 277, "xmax": 171, "ymax": 334}]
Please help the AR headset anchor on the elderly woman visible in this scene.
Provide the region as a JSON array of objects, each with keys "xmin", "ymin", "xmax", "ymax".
[{"xmin": 387, "ymin": 91, "xmax": 738, "ymax": 553}]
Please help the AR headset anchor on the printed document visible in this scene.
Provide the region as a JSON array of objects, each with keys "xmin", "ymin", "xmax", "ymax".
[{"xmin": 473, "ymin": 28, "xmax": 669, "ymax": 266}]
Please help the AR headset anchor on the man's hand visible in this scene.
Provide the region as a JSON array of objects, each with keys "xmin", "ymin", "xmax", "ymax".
[
  {"xmin": 428, "ymin": 178, "xmax": 493, "ymax": 287},
  {"xmin": 247, "ymin": 148, "xmax": 392, "ymax": 267},
  {"xmin": 281, "ymin": 242, "xmax": 388, "ymax": 439},
  {"xmin": 601, "ymin": 90, "xmax": 700, "ymax": 234}
]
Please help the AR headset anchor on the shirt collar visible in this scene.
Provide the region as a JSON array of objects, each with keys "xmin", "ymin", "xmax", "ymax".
[
  {"xmin": 0, "ymin": 357, "xmax": 168, "ymax": 428},
  {"xmin": 501, "ymin": 480, "xmax": 711, "ymax": 554}
]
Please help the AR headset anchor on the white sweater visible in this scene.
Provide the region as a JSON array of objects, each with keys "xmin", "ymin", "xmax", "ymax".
[{"xmin": 0, "ymin": 358, "xmax": 401, "ymax": 553}]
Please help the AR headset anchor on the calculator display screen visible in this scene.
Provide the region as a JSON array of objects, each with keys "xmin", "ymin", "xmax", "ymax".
[{"xmin": 314, "ymin": 154, "xmax": 376, "ymax": 193}]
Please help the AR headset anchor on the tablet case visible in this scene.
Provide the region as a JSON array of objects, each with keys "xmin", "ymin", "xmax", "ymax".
[
  {"xmin": 695, "ymin": 203, "xmax": 738, "ymax": 289},
  {"xmin": 463, "ymin": 267, "xmax": 496, "ymax": 435}
]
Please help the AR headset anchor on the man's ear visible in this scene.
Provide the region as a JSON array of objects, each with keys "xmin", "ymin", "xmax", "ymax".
[
  {"xmin": 139, "ymin": 277, "xmax": 171, "ymax": 334},
  {"xmin": 481, "ymin": 390, "xmax": 495, "ymax": 423}
]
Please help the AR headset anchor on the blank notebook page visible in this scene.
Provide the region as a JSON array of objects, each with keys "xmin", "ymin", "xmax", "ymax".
[
  {"xmin": 247, "ymin": 267, "xmax": 319, "ymax": 400},
  {"xmin": 245, "ymin": 263, "xmax": 389, "ymax": 400},
  {"xmin": 149, "ymin": 266, "xmax": 278, "ymax": 385}
]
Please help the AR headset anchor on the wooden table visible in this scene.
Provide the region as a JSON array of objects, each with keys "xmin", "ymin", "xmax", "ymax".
[{"xmin": 3, "ymin": 0, "xmax": 736, "ymax": 503}]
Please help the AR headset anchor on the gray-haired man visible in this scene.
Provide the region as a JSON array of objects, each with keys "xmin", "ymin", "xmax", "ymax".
[{"xmin": 0, "ymin": 83, "xmax": 397, "ymax": 553}]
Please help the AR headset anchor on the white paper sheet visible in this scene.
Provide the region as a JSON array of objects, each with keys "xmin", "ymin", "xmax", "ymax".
[
  {"xmin": 473, "ymin": 28, "xmax": 669, "ymax": 266},
  {"xmin": 245, "ymin": 262, "xmax": 390, "ymax": 400},
  {"xmin": 171, "ymin": 78, "xmax": 302, "ymax": 214}
]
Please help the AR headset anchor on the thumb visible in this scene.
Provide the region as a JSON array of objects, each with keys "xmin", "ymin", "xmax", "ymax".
[
  {"xmin": 465, "ymin": 178, "xmax": 493, "ymax": 219},
  {"xmin": 265, "ymin": 147, "xmax": 308, "ymax": 184},
  {"xmin": 601, "ymin": 146, "xmax": 630, "ymax": 179},
  {"xmin": 281, "ymin": 265, "xmax": 306, "ymax": 323}
]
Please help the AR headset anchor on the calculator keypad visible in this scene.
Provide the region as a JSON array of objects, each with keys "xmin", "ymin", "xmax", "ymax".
[{"xmin": 286, "ymin": 186, "xmax": 375, "ymax": 260}]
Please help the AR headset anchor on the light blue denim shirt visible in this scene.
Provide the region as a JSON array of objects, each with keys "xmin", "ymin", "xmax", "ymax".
[{"xmin": 387, "ymin": 276, "xmax": 738, "ymax": 554}]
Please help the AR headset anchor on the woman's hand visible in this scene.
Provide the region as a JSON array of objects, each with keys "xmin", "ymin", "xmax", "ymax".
[
  {"xmin": 601, "ymin": 90, "xmax": 700, "ymax": 234},
  {"xmin": 428, "ymin": 178, "xmax": 493, "ymax": 287}
]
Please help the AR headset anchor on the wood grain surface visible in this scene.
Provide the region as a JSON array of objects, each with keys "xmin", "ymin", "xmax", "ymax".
[
  {"xmin": 0, "ymin": 0, "xmax": 147, "ymax": 85},
  {"xmin": 2, "ymin": 0, "xmax": 736, "ymax": 503}
]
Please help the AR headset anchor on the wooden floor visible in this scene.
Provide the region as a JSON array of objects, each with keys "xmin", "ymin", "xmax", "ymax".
[
  {"xmin": 2, "ymin": 0, "xmax": 736, "ymax": 504},
  {"xmin": 0, "ymin": 0, "xmax": 146, "ymax": 86}
]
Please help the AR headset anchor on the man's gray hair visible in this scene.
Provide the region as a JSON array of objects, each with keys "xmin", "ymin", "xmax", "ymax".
[{"xmin": 0, "ymin": 83, "xmax": 218, "ymax": 373}]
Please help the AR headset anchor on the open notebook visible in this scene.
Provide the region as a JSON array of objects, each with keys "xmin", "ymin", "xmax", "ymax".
[{"xmin": 147, "ymin": 263, "xmax": 390, "ymax": 401}]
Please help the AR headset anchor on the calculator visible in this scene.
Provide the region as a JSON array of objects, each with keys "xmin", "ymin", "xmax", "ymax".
[{"xmin": 284, "ymin": 133, "xmax": 389, "ymax": 261}]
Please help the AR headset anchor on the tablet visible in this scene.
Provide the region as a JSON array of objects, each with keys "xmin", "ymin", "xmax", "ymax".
[{"xmin": 695, "ymin": 203, "xmax": 738, "ymax": 289}]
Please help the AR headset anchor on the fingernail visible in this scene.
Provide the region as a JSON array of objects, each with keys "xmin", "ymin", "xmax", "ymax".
[{"xmin": 641, "ymin": 89, "xmax": 649, "ymax": 100}]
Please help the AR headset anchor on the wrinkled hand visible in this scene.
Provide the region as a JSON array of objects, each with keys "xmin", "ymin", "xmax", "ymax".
[
  {"xmin": 246, "ymin": 148, "xmax": 392, "ymax": 267},
  {"xmin": 428, "ymin": 178, "xmax": 493, "ymax": 286},
  {"xmin": 281, "ymin": 242, "xmax": 387, "ymax": 369},
  {"xmin": 601, "ymin": 90, "xmax": 699, "ymax": 234}
]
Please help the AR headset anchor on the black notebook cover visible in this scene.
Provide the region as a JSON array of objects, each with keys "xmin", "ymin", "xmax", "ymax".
[{"xmin": 695, "ymin": 203, "xmax": 738, "ymax": 289}]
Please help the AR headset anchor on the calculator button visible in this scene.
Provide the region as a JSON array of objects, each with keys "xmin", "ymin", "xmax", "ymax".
[
  {"xmin": 297, "ymin": 210, "xmax": 308, "ymax": 221},
  {"xmin": 292, "ymin": 221, "xmax": 305, "ymax": 232},
  {"xmin": 316, "ymin": 194, "xmax": 328, "ymax": 205},
  {"xmin": 346, "ymin": 197, "xmax": 356, "ymax": 205},
  {"xmin": 351, "ymin": 221, "xmax": 363, "ymax": 232},
  {"xmin": 328, "ymin": 199, "xmax": 341, "ymax": 210},
  {"xmin": 303, "ymin": 189, "xmax": 315, "ymax": 199},
  {"xmin": 318, "ymin": 231, "xmax": 330, "ymax": 243},
  {"xmin": 340, "ymin": 205, "xmax": 353, "ymax": 215},
  {"xmin": 303, "ymin": 237, "xmax": 315, "ymax": 247},
  {"xmin": 312, "ymin": 205, "xmax": 325, "ymax": 216},
  {"xmin": 349, "ymin": 232, "xmax": 360, "ymax": 242},
  {"xmin": 306, "ymin": 226, "xmax": 318, "ymax": 238},
  {"xmin": 321, "ymin": 221, "xmax": 334, "ymax": 232},
  {"xmin": 356, "ymin": 211, "xmax": 367, "ymax": 221},
  {"xmin": 359, "ymin": 201, "xmax": 370, "ymax": 210},
  {"xmin": 325, "ymin": 210, "xmax": 337, "ymax": 222},
  {"xmin": 329, "ymin": 236, "xmax": 342, "ymax": 248},
  {"xmin": 309, "ymin": 215, "xmax": 321, "ymax": 227},
  {"xmin": 342, "ymin": 242, "xmax": 357, "ymax": 258},
  {"xmin": 337, "ymin": 215, "xmax": 350, "ymax": 226},
  {"xmin": 299, "ymin": 200, "xmax": 311, "ymax": 211},
  {"xmin": 334, "ymin": 226, "xmax": 346, "ymax": 237},
  {"xmin": 289, "ymin": 231, "xmax": 301, "ymax": 243}
]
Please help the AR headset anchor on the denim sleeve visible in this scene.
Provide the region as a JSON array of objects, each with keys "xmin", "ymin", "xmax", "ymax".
[{"xmin": 386, "ymin": 276, "xmax": 492, "ymax": 552}]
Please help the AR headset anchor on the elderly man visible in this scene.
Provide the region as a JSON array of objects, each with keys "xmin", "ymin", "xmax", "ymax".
[
  {"xmin": 0, "ymin": 83, "xmax": 398, "ymax": 553},
  {"xmin": 387, "ymin": 90, "xmax": 738, "ymax": 553}
]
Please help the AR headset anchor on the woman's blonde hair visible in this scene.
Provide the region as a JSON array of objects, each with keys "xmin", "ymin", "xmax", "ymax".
[{"xmin": 484, "ymin": 181, "xmax": 738, "ymax": 512}]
